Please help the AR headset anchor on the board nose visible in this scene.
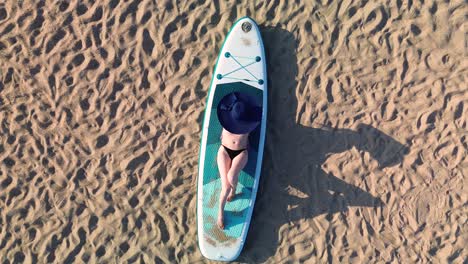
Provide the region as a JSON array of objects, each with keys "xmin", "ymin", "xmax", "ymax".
[{"xmin": 232, "ymin": 17, "xmax": 261, "ymax": 49}]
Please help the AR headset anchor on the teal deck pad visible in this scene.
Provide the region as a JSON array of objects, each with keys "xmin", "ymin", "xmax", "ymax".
[{"xmin": 202, "ymin": 82, "xmax": 263, "ymax": 240}]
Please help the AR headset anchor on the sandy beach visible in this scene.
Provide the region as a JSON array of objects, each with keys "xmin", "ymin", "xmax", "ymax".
[{"xmin": 0, "ymin": 0, "xmax": 466, "ymax": 263}]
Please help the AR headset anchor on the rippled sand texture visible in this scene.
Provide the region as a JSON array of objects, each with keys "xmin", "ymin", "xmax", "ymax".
[{"xmin": 0, "ymin": 0, "xmax": 466, "ymax": 263}]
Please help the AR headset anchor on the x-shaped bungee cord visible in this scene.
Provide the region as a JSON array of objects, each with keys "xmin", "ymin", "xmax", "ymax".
[{"xmin": 217, "ymin": 52, "xmax": 264, "ymax": 85}]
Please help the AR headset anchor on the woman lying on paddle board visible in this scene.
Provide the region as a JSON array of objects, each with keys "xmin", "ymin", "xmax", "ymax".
[{"xmin": 216, "ymin": 92, "xmax": 262, "ymax": 229}]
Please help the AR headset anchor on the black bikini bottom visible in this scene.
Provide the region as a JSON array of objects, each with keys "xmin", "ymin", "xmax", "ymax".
[{"xmin": 222, "ymin": 145, "xmax": 246, "ymax": 160}]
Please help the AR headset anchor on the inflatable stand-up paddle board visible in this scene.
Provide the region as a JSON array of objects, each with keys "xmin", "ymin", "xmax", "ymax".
[{"xmin": 197, "ymin": 17, "xmax": 267, "ymax": 261}]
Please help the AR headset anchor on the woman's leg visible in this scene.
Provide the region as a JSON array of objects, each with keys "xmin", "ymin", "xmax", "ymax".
[
  {"xmin": 227, "ymin": 150, "xmax": 248, "ymax": 201},
  {"xmin": 217, "ymin": 146, "xmax": 231, "ymax": 229}
]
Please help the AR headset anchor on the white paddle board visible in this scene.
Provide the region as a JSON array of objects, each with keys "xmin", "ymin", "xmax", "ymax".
[{"xmin": 197, "ymin": 17, "xmax": 267, "ymax": 261}]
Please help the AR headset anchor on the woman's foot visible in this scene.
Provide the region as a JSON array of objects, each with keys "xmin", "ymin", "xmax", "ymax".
[
  {"xmin": 217, "ymin": 213, "xmax": 224, "ymax": 229},
  {"xmin": 226, "ymin": 192, "xmax": 241, "ymax": 202}
]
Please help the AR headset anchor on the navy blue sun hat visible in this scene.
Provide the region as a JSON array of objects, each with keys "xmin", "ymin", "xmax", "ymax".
[{"xmin": 217, "ymin": 92, "xmax": 262, "ymax": 134}]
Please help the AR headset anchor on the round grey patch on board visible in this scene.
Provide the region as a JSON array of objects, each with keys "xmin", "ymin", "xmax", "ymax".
[{"xmin": 242, "ymin": 22, "xmax": 252, "ymax": 32}]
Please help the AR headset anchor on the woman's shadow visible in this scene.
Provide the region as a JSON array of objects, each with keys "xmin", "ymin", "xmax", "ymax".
[{"xmin": 240, "ymin": 27, "xmax": 408, "ymax": 262}]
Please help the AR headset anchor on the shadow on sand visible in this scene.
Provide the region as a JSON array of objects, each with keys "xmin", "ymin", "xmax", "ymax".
[{"xmin": 239, "ymin": 26, "xmax": 408, "ymax": 262}]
